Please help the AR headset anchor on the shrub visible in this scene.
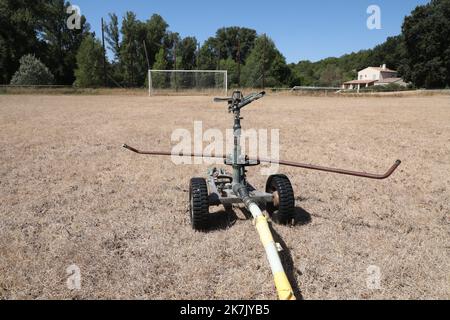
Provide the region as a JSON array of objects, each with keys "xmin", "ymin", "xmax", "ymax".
[
  {"xmin": 10, "ymin": 54, "xmax": 54, "ymax": 85},
  {"xmin": 360, "ymin": 83, "xmax": 410, "ymax": 92}
]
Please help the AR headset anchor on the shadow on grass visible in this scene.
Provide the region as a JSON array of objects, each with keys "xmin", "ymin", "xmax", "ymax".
[
  {"xmin": 207, "ymin": 205, "xmax": 239, "ymax": 231},
  {"xmin": 292, "ymin": 206, "xmax": 312, "ymax": 226}
]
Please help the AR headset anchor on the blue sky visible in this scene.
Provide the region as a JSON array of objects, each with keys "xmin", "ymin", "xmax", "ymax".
[{"xmin": 75, "ymin": 0, "xmax": 430, "ymax": 63}]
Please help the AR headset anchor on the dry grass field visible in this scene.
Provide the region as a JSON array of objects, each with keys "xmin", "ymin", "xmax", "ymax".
[{"xmin": 0, "ymin": 93, "xmax": 449, "ymax": 300}]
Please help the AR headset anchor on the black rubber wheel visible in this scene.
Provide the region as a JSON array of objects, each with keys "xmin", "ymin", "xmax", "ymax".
[
  {"xmin": 265, "ymin": 174, "xmax": 295, "ymax": 225},
  {"xmin": 189, "ymin": 178, "xmax": 209, "ymax": 231}
]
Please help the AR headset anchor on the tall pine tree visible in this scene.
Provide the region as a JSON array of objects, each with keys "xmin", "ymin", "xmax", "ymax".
[{"xmin": 74, "ymin": 34, "xmax": 105, "ymax": 87}]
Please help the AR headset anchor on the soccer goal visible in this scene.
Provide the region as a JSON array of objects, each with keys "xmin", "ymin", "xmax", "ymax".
[{"xmin": 148, "ymin": 70, "xmax": 228, "ymax": 96}]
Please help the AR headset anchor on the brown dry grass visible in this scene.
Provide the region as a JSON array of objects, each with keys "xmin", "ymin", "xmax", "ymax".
[{"xmin": 0, "ymin": 94, "xmax": 449, "ymax": 300}]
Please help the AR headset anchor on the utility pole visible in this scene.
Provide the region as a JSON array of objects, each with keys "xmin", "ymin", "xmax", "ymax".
[
  {"xmin": 143, "ymin": 40, "xmax": 151, "ymax": 92},
  {"xmin": 262, "ymin": 34, "xmax": 266, "ymax": 89},
  {"xmin": 174, "ymin": 40, "xmax": 178, "ymax": 92},
  {"xmin": 196, "ymin": 41, "xmax": 200, "ymax": 70},
  {"xmin": 101, "ymin": 18, "xmax": 107, "ymax": 87},
  {"xmin": 143, "ymin": 40, "xmax": 150, "ymax": 70},
  {"xmin": 196, "ymin": 41, "xmax": 200, "ymax": 89},
  {"xmin": 237, "ymin": 36, "xmax": 241, "ymax": 87},
  {"xmin": 217, "ymin": 46, "xmax": 221, "ymax": 70},
  {"xmin": 174, "ymin": 40, "xmax": 177, "ymax": 69}
]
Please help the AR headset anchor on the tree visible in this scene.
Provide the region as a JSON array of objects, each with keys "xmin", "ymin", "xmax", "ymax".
[
  {"xmin": 401, "ymin": 0, "xmax": 450, "ymax": 88},
  {"xmin": 0, "ymin": 0, "xmax": 90, "ymax": 85},
  {"xmin": 145, "ymin": 14, "xmax": 169, "ymax": 68},
  {"xmin": 214, "ymin": 27, "xmax": 257, "ymax": 63},
  {"xmin": 74, "ymin": 35, "xmax": 104, "ymax": 87},
  {"xmin": 0, "ymin": 0, "xmax": 48, "ymax": 84},
  {"xmin": 177, "ymin": 36, "xmax": 198, "ymax": 70},
  {"xmin": 40, "ymin": 0, "xmax": 90, "ymax": 85},
  {"xmin": 197, "ymin": 37, "xmax": 220, "ymax": 70},
  {"xmin": 197, "ymin": 41, "xmax": 217, "ymax": 70},
  {"xmin": 198, "ymin": 27, "xmax": 257, "ymax": 85},
  {"xmin": 105, "ymin": 13, "xmax": 121, "ymax": 62},
  {"xmin": 10, "ymin": 54, "xmax": 54, "ymax": 85},
  {"xmin": 241, "ymin": 34, "xmax": 291, "ymax": 88},
  {"xmin": 104, "ymin": 13, "xmax": 123, "ymax": 86},
  {"xmin": 153, "ymin": 47, "xmax": 168, "ymax": 70},
  {"xmin": 220, "ymin": 58, "xmax": 238, "ymax": 88},
  {"xmin": 291, "ymin": 61, "xmax": 316, "ymax": 86},
  {"xmin": 319, "ymin": 64, "xmax": 343, "ymax": 87},
  {"xmin": 270, "ymin": 53, "xmax": 293, "ymax": 87},
  {"xmin": 163, "ymin": 31, "xmax": 180, "ymax": 69},
  {"xmin": 0, "ymin": 33, "xmax": 8, "ymax": 84},
  {"xmin": 151, "ymin": 47, "xmax": 168, "ymax": 88},
  {"xmin": 368, "ymin": 36, "xmax": 406, "ymax": 72},
  {"xmin": 120, "ymin": 11, "xmax": 144, "ymax": 87},
  {"xmin": 215, "ymin": 27, "xmax": 257, "ymax": 86},
  {"xmin": 118, "ymin": 12, "xmax": 170, "ymax": 87}
]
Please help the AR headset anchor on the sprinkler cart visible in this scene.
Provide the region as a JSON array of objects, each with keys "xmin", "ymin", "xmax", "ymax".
[{"xmin": 123, "ymin": 91, "xmax": 401, "ymax": 300}]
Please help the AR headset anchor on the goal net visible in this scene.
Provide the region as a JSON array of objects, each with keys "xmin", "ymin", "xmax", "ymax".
[{"xmin": 148, "ymin": 70, "xmax": 228, "ymax": 96}]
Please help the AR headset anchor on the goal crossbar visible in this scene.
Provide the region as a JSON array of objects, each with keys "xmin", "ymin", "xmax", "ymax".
[{"xmin": 148, "ymin": 69, "xmax": 228, "ymax": 96}]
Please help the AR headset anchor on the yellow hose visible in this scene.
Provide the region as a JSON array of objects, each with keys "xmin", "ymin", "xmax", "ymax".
[{"xmin": 254, "ymin": 214, "xmax": 296, "ymax": 300}]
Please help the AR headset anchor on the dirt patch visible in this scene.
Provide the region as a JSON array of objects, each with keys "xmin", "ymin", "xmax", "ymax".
[{"xmin": 0, "ymin": 94, "xmax": 449, "ymax": 299}]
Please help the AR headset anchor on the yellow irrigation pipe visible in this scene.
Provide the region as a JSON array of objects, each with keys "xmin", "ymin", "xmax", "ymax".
[{"xmin": 248, "ymin": 203, "xmax": 296, "ymax": 300}]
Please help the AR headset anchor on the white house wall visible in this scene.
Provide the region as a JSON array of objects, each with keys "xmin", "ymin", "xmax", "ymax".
[{"xmin": 358, "ymin": 68, "xmax": 381, "ymax": 81}]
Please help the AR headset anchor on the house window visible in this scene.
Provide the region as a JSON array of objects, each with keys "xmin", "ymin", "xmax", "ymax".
[{"xmin": 360, "ymin": 75, "xmax": 363, "ymax": 80}]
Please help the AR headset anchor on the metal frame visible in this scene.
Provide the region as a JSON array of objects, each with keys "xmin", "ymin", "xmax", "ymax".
[
  {"xmin": 205, "ymin": 166, "xmax": 272, "ymax": 204},
  {"xmin": 148, "ymin": 69, "xmax": 228, "ymax": 96},
  {"xmin": 123, "ymin": 90, "xmax": 401, "ymax": 300}
]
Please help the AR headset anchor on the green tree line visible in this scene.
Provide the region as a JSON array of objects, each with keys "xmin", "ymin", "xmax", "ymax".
[
  {"xmin": 291, "ymin": 0, "xmax": 450, "ymax": 89},
  {"xmin": 0, "ymin": 0, "xmax": 90, "ymax": 85},
  {"xmin": 1, "ymin": 0, "xmax": 449, "ymax": 89}
]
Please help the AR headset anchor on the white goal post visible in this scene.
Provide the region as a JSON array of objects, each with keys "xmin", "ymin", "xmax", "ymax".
[{"xmin": 148, "ymin": 69, "xmax": 228, "ymax": 96}]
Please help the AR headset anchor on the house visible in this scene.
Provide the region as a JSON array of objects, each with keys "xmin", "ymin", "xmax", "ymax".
[{"xmin": 342, "ymin": 64, "xmax": 407, "ymax": 90}]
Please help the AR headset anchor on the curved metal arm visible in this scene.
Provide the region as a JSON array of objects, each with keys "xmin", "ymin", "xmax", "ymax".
[
  {"xmin": 254, "ymin": 157, "xmax": 402, "ymax": 180},
  {"xmin": 213, "ymin": 97, "xmax": 233, "ymax": 103},
  {"xmin": 122, "ymin": 144, "xmax": 401, "ymax": 180},
  {"xmin": 213, "ymin": 91, "xmax": 265, "ymax": 110},
  {"xmin": 238, "ymin": 91, "xmax": 266, "ymax": 109}
]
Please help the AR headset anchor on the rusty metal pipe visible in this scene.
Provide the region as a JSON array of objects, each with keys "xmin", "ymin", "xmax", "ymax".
[
  {"xmin": 122, "ymin": 144, "xmax": 226, "ymax": 160},
  {"xmin": 122, "ymin": 144, "xmax": 401, "ymax": 180},
  {"xmin": 255, "ymin": 157, "xmax": 402, "ymax": 180}
]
